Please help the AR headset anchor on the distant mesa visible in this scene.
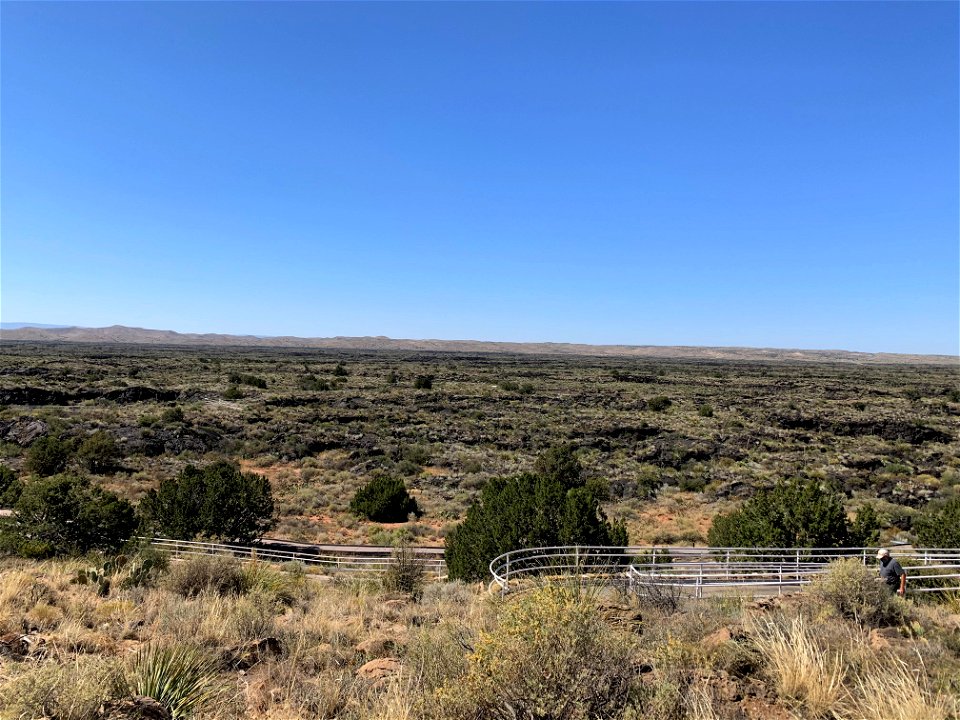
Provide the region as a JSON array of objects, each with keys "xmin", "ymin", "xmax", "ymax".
[
  {"xmin": 1, "ymin": 322, "xmax": 74, "ymax": 330},
  {"xmin": 0, "ymin": 323, "xmax": 954, "ymax": 365}
]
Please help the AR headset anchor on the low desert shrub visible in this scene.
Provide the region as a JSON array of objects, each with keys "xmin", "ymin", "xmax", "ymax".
[
  {"xmin": 166, "ymin": 555, "xmax": 247, "ymax": 597},
  {"xmin": 161, "ymin": 405, "xmax": 186, "ymax": 424},
  {"xmin": 0, "ymin": 655, "xmax": 117, "ymax": 720},
  {"xmin": 381, "ymin": 543, "xmax": 426, "ymax": 599},
  {"xmin": 439, "ymin": 584, "xmax": 636, "ymax": 720},
  {"xmin": 808, "ymin": 558, "xmax": 909, "ymax": 627},
  {"xmin": 76, "ymin": 430, "xmax": 120, "ymax": 473},
  {"xmin": 25, "ymin": 434, "xmax": 73, "ymax": 477},
  {"xmin": 648, "ymin": 395, "xmax": 673, "ymax": 411},
  {"xmin": 227, "ymin": 372, "xmax": 267, "ymax": 388}
]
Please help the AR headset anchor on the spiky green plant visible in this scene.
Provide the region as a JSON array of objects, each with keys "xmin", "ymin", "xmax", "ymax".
[{"xmin": 124, "ymin": 644, "xmax": 222, "ymax": 718}]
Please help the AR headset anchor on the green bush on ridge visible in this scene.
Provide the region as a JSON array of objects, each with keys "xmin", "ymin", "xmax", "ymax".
[
  {"xmin": 914, "ymin": 496, "xmax": 960, "ymax": 548},
  {"xmin": 3, "ymin": 474, "xmax": 136, "ymax": 557},
  {"xmin": 445, "ymin": 445, "xmax": 628, "ymax": 582},
  {"xmin": 77, "ymin": 430, "xmax": 120, "ymax": 473},
  {"xmin": 349, "ymin": 475, "xmax": 421, "ymax": 523},
  {"xmin": 139, "ymin": 461, "xmax": 275, "ymax": 544},
  {"xmin": 707, "ymin": 478, "xmax": 879, "ymax": 549},
  {"xmin": 25, "ymin": 434, "xmax": 73, "ymax": 477}
]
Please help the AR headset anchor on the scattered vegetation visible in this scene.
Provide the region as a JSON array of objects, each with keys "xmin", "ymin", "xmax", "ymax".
[
  {"xmin": 0, "ymin": 344, "xmax": 956, "ymax": 716},
  {"xmin": 0, "ymin": 341, "xmax": 955, "ymax": 548},
  {"xmin": 0, "ymin": 554, "xmax": 956, "ymax": 720}
]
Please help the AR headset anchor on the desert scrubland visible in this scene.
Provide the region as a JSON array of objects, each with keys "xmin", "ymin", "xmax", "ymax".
[{"xmin": 0, "ymin": 341, "xmax": 958, "ymax": 719}]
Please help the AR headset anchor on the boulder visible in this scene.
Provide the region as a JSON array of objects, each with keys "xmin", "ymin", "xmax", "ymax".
[
  {"xmin": 355, "ymin": 636, "xmax": 396, "ymax": 657},
  {"xmin": 0, "ymin": 632, "xmax": 30, "ymax": 659},
  {"xmin": 702, "ymin": 627, "xmax": 733, "ymax": 650},
  {"xmin": 357, "ymin": 657, "xmax": 401, "ymax": 681},
  {"xmin": 0, "ymin": 417, "xmax": 48, "ymax": 446},
  {"xmin": 868, "ymin": 627, "xmax": 902, "ymax": 651},
  {"xmin": 222, "ymin": 637, "xmax": 283, "ymax": 670},
  {"xmin": 98, "ymin": 696, "xmax": 171, "ymax": 720}
]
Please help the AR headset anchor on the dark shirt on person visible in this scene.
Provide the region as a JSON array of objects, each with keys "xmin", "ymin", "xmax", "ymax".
[{"xmin": 879, "ymin": 557, "xmax": 905, "ymax": 591}]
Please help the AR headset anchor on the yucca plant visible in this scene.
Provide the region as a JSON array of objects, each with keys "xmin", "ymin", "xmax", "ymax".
[{"xmin": 123, "ymin": 644, "xmax": 222, "ymax": 718}]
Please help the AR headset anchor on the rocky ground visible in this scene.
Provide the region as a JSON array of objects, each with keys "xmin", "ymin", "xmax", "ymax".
[
  {"xmin": 0, "ymin": 553, "xmax": 958, "ymax": 719},
  {"xmin": 0, "ymin": 342, "xmax": 957, "ymax": 546}
]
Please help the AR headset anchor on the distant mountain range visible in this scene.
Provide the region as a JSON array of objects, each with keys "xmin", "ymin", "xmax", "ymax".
[
  {"xmin": 1, "ymin": 322, "xmax": 73, "ymax": 330},
  {"xmin": 0, "ymin": 323, "xmax": 955, "ymax": 365}
]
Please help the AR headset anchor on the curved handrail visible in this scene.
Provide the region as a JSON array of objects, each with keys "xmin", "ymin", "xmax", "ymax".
[{"xmin": 488, "ymin": 545, "xmax": 960, "ymax": 596}]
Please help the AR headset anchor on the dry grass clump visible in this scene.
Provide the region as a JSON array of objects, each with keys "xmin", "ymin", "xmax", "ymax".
[
  {"xmin": 241, "ymin": 560, "xmax": 308, "ymax": 606},
  {"xmin": 381, "ymin": 544, "xmax": 427, "ymax": 599},
  {"xmin": 750, "ymin": 613, "xmax": 846, "ymax": 718},
  {"xmin": 146, "ymin": 590, "xmax": 279, "ymax": 648},
  {"xmin": 835, "ymin": 654, "xmax": 957, "ymax": 720}
]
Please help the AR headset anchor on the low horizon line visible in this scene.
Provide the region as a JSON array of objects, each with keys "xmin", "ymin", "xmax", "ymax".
[{"xmin": 2, "ymin": 321, "xmax": 956, "ymax": 360}]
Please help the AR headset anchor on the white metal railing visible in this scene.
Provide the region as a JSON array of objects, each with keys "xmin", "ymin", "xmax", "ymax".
[
  {"xmin": 145, "ymin": 537, "xmax": 447, "ymax": 578},
  {"xmin": 488, "ymin": 546, "xmax": 960, "ymax": 597}
]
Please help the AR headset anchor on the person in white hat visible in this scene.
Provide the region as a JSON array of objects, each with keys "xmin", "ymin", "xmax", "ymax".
[{"xmin": 877, "ymin": 548, "xmax": 906, "ymax": 596}]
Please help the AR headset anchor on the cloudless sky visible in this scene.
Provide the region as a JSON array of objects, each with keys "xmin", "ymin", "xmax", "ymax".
[{"xmin": 2, "ymin": 1, "xmax": 957, "ymax": 354}]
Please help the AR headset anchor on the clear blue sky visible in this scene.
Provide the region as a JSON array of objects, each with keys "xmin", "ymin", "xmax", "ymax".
[{"xmin": 2, "ymin": 2, "xmax": 957, "ymax": 354}]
